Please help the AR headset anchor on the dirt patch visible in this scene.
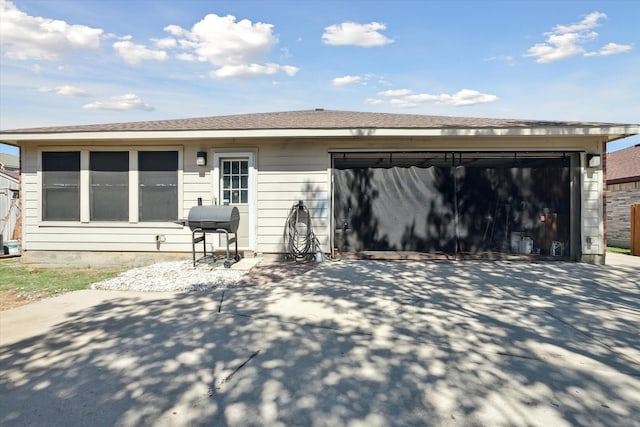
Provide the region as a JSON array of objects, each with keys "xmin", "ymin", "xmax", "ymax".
[
  {"xmin": 0, "ymin": 290, "xmax": 52, "ymax": 311},
  {"xmin": 238, "ymin": 260, "xmax": 318, "ymax": 286}
]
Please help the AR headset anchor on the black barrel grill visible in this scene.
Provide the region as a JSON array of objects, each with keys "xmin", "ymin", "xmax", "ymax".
[{"xmin": 187, "ymin": 205, "xmax": 241, "ymax": 268}]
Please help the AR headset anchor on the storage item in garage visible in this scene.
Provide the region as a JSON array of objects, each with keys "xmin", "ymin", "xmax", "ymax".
[
  {"xmin": 520, "ymin": 237, "xmax": 533, "ymax": 255},
  {"xmin": 510, "ymin": 232, "xmax": 524, "ymax": 253}
]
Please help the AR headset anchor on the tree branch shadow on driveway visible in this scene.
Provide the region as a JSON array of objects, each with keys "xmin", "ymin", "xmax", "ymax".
[{"xmin": 1, "ymin": 261, "xmax": 639, "ymax": 426}]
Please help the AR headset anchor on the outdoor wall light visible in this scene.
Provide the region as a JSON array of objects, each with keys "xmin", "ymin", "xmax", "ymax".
[
  {"xmin": 587, "ymin": 153, "xmax": 601, "ymax": 168},
  {"xmin": 196, "ymin": 151, "xmax": 207, "ymax": 166}
]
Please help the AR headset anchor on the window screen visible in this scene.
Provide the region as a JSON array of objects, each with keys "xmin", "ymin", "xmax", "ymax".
[
  {"xmin": 42, "ymin": 152, "xmax": 80, "ymax": 221},
  {"xmin": 90, "ymin": 152, "xmax": 129, "ymax": 221},
  {"xmin": 139, "ymin": 151, "xmax": 178, "ymax": 221}
]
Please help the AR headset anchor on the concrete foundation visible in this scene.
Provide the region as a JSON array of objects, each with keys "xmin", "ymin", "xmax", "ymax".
[
  {"xmin": 580, "ymin": 253, "xmax": 606, "ymax": 265},
  {"xmin": 19, "ymin": 250, "xmax": 257, "ymax": 268}
]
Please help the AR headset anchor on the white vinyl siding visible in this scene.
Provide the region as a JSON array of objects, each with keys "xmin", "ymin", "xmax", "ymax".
[
  {"xmin": 581, "ymin": 151, "xmax": 604, "ymax": 255},
  {"xmin": 256, "ymin": 141, "xmax": 330, "ymax": 253}
]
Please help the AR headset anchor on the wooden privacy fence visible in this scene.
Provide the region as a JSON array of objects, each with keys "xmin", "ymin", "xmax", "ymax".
[{"xmin": 632, "ymin": 204, "xmax": 640, "ymax": 256}]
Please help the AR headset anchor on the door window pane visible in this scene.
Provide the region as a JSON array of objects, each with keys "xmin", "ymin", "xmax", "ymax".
[
  {"xmin": 90, "ymin": 152, "xmax": 129, "ymax": 221},
  {"xmin": 139, "ymin": 151, "xmax": 178, "ymax": 221},
  {"xmin": 42, "ymin": 152, "xmax": 80, "ymax": 221},
  {"xmin": 221, "ymin": 159, "xmax": 249, "ymax": 205}
]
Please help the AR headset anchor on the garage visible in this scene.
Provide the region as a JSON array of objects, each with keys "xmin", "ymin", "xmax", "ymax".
[{"xmin": 333, "ymin": 151, "xmax": 579, "ymax": 259}]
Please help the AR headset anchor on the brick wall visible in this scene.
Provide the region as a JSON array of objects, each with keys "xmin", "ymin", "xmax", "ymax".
[{"xmin": 606, "ymin": 183, "xmax": 640, "ymax": 248}]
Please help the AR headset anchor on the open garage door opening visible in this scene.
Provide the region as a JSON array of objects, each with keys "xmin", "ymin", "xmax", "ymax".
[{"xmin": 332, "ymin": 151, "xmax": 579, "ymax": 259}]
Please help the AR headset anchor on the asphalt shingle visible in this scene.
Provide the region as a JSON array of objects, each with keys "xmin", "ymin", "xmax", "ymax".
[
  {"xmin": 0, "ymin": 109, "xmax": 624, "ymax": 134},
  {"xmin": 606, "ymin": 145, "xmax": 640, "ymax": 183}
]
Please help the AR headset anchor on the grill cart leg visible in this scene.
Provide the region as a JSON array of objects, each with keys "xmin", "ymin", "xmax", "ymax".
[
  {"xmin": 192, "ymin": 228, "xmax": 206, "ymax": 267},
  {"xmin": 217, "ymin": 228, "xmax": 240, "ymax": 268},
  {"xmin": 234, "ymin": 233, "xmax": 240, "ymax": 262}
]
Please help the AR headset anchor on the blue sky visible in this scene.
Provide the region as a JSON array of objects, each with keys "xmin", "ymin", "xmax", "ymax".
[{"xmin": 1, "ymin": 0, "xmax": 639, "ymax": 156}]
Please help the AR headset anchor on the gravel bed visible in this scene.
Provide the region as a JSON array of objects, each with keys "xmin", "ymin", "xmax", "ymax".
[{"xmin": 91, "ymin": 260, "xmax": 249, "ymax": 292}]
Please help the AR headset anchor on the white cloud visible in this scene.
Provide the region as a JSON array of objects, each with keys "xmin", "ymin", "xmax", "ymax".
[
  {"xmin": 332, "ymin": 75, "xmax": 362, "ymax": 87},
  {"xmin": 553, "ymin": 11, "xmax": 606, "ymax": 33},
  {"xmin": 280, "ymin": 65, "xmax": 300, "ymax": 76},
  {"xmin": 585, "ymin": 42, "xmax": 633, "ymax": 57},
  {"xmin": 404, "ymin": 89, "xmax": 498, "ymax": 107},
  {"xmin": 83, "ymin": 93, "xmax": 154, "ymax": 111},
  {"xmin": 407, "ymin": 89, "xmax": 498, "ymax": 106},
  {"xmin": 440, "ymin": 89, "xmax": 498, "ymax": 106},
  {"xmin": 152, "ymin": 37, "xmax": 177, "ymax": 49},
  {"xmin": 378, "ymin": 89, "xmax": 498, "ymax": 108},
  {"xmin": 56, "ymin": 85, "xmax": 91, "ymax": 97},
  {"xmin": 176, "ymin": 52, "xmax": 197, "ymax": 62},
  {"xmin": 164, "ymin": 24, "xmax": 186, "ymax": 37},
  {"xmin": 322, "ymin": 21, "xmax": 393, "ymax": 47},
  {"xmin": 0, "ymin": 0, "xmax": 103, "ymax": 60},
  {"xmin": 526, "ymin": 32, "xmax": 590, "ymax": 63},
  {"xmin": 526, "ymin": 11, "xmax": 632, "ymax": 63},
  {"xmin": 113, "ymin": 40, "xmax": 168, "ymax": 65},
  {"xmin": 379, "ymin": 89, "xmax": 412, "ymax": 97},
  {"xmin": 165, "ymin": 13, "xmax": 297, "ymax": 79},
  {"xmin": 405, "ymin": 94, "xmax": 439, "ymax": 102},
  {"xmin": 364, "ymin": 98, "xmax": 384, "ymax": 105},
  {"xmin": 390, "ymin": 99, "xmax": 416, "ymax": 108},
  {"xmin": 39, "ymin": 85, "xmax": 91, "ymax": 97},
  {"xmin": 210, "ymin": 63, "xmax": 299, "ymax": 79}
]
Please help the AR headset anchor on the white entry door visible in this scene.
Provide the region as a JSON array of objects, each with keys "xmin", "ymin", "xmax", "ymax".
[{"xmin": 213, "ymin": 152, "xmax": 255, "ymax": 249}]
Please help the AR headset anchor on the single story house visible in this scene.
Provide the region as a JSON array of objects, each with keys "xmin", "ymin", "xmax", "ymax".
[
  {"xmin": 605, "ymin": 144, "xmax": 640, "ymax": 249},
  {"xmin": 1, "ymin": 110, "xmax": 638, "ymax": 265}
]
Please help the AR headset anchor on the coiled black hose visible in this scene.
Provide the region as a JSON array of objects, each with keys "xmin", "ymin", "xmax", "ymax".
[{"xmin": 286, "ymin": 200, "xmax": 316, "ymax": 260}]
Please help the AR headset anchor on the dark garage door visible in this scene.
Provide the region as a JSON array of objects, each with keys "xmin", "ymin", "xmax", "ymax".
[{"xmin": 333, "ymin": 151, "xmax": 576, "ymax": 257}]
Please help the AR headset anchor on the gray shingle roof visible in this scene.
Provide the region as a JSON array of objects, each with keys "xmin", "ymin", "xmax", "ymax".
[
  {"xmin": 0, "ymin": 153, "xmax": 19, "ymax": 168},
  {"xmin": 0, "ymin": 109, "xmax": 625, "ymax": 134},
  {"xmin": 606, "ymin": 145, "xmax": 640, "ymax": 183}
]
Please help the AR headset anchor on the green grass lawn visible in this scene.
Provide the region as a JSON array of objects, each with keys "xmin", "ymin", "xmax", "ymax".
[
  {"xmin": 0, "ymin": 258, "xmax": 122, "ymax": 295},
  {"xmin": 607, "ymin": 247, "xmax": 631, "ymax": 255}
]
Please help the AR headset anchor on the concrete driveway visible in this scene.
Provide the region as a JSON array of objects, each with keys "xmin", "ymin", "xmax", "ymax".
[{"xmin": 1, "ymin": 260, "xmax": 639, "ymax": 426}]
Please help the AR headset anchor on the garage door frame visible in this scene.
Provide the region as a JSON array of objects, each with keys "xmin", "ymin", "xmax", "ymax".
[{"xmin": 330, "ymin": 150, "xmax": 582, "ymax": 260}]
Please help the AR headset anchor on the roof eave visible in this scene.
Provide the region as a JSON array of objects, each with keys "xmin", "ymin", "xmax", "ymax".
[{"xmin": 1, "ymin": 125, "xmax": 638, "ymax": 143}]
